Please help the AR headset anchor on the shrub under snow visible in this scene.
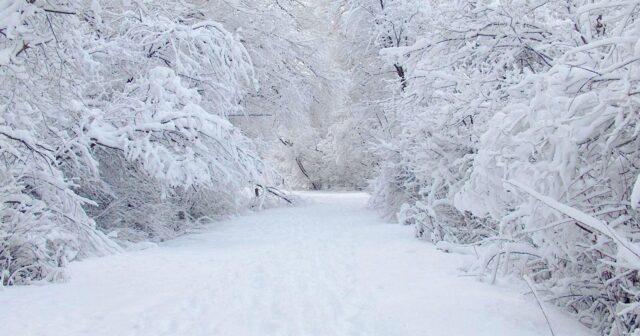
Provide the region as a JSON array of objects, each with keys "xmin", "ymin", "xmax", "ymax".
[{"xmin": 0, "ymin": 0, "xmax": 270, "ymax": 285}]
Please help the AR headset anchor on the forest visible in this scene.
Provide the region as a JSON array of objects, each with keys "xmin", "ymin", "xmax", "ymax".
[{"xmin": 1, "ymin": 0, "xmax": 639, "ymax": 335}]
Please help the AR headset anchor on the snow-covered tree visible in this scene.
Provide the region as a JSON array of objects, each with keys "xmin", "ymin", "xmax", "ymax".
[{"xmin": 0, "ymin": 0, "xmax": 271, "ymax": 284}]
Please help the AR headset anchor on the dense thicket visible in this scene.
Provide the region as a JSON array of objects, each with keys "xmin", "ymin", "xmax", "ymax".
[{"xmin": 335, "ymin": 0, "xmax": 640, "ymax": 334}]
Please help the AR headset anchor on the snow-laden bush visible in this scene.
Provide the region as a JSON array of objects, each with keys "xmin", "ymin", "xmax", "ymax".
[
  {"xmin": 0, "ymin": 0, "xmax": 270, "ymax": 284},
  {"xmin": 369, "ymin": 0, "xmax": 568, "ymax": 235},
  {"xmin": 0, "ymin": 0, "xmax": 122, "ymax": 285},
  {"xmin": 457, "ymin": 2, "xmax": 640, "ymax": 332}
]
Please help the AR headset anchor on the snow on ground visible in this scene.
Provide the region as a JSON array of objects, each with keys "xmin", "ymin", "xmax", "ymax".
[{"xmin": 1, "ymin": 192, "xmax": 591, "ymax": 336}]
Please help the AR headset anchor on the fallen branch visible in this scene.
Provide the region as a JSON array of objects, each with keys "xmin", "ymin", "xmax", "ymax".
[{"xmin": 257, "ymin": 184, "xmax": 293, "ymax": 204}]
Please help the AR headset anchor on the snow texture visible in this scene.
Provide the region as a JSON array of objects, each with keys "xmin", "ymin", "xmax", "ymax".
[{"xmin": 0, "ymin": 192, "xmax": 591, "ymax": 336}]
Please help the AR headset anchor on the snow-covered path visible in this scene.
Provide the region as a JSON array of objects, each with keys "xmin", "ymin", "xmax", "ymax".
[{"xmin": 2, "ymin": 192, "xmax": 590, "ymax": 336}]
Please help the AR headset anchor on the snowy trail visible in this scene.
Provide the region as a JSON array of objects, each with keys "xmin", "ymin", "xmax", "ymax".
[{"xmin": 2, "ymin": 192, "xmax": 590, "ymax": 336}]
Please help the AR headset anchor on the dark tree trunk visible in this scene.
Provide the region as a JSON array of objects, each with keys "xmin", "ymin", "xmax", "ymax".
[{"xmin": 394, "ymin": 64, "xmax": 407, "ymax": 91}]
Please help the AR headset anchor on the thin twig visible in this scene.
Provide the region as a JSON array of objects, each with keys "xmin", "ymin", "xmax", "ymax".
[{"xmin": 524, "ymin": 275, "xmax": 556, "ymax": 336}]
